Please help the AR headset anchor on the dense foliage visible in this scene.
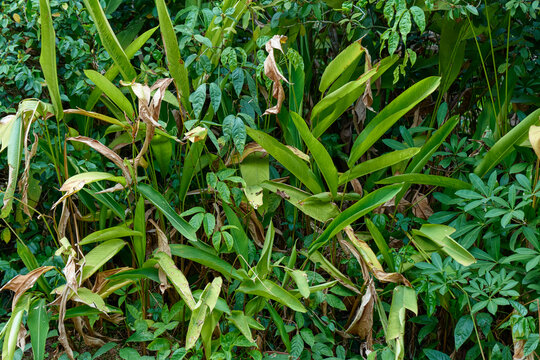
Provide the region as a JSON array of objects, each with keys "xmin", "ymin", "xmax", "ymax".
[{"xmin": 0, "ymin": 0, "xmax": 539, "ymax": 359}]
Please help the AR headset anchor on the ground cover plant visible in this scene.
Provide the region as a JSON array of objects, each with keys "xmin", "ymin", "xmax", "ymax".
[{"xmin": 0, "ymin": 0, "xmax": 539, "ymax": 359}]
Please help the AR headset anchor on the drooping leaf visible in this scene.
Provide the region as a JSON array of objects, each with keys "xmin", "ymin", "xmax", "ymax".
[
  {"xmin": 80, "ymin": 239, "xmax": 126, "ymax": 281},
  {"xmin": 238, "ymin": 278, "xmax": 306, "ymax": 313},
  {"xmin": 454, "ymin": 315, "xmax": 474, "ymax": 350},
  {"xmin": 319, "ymin": 40, "xmax": 366, "ymax": 94},
  {"xmin": 155, "ymin": 252, "xmax": 196, "ymax": 310},
  {"xmin": 186, "ymin": 277, "xmax": 222, "ymax": 349},
  {"xmin": 84, "ymin": 70, "xmax": 135, "ymax": 118},
  {"xmin": 0, "ymin": 266, "xmax": 54, "ymax": 309},
  {"xmin": 79, "ymin": 225, "xmax": 140, "ymax": 245}
]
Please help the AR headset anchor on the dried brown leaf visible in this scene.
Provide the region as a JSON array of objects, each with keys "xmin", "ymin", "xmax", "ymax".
[
  {"xmin": 149, "ymin": 219, "xmax": 171, "ymax": 293},
  {"xmin": 346, "ymin": 279, "xmax": 375, "ymax": 343},
  {"xmin": 412, "ymin": 193, "xmax": 433, "ymax": 220},
  {"xmin": 0, "ymin": 266, "xmax": 54, "ymax": 309},
  {"xmin": 263, "ymin": 35, "xmax": 289, "ymax": 115}
]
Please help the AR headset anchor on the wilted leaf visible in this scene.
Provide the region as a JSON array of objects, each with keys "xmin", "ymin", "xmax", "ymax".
[
  {"xmin": 529, "ymin": 125, "xmax": 540, "ymax": 158},
  {"xmin": 184, "ymin": 126, "xmax": 208, "ymax": 143},
  {"xmin": 262, "ymin": 35, "xmax": 289, "ymax": 115},
  {"xmin": 1, "ymin": 266, "xmax": 54, "ymax": 309},
  {"xmin": 412, "ymin": 192, "xmax": 434, "ymax": 220},
  {"xmin": 346, "ymin": 279, "xmax": 375, "ymax": 342}
]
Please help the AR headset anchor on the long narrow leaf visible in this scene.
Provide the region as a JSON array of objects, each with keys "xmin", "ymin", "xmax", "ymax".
[
  {"xmin": 28, "ymin": 298, "xmax": 49, "ymax": 360},
  {"xmin": 319, "ymin": 40, "xmax": 366, "ymax": 94},
  {"xmin": 84, "ymin": 70, "xmax": 135, "ymax": 118},
  {"xmin": 376, "ymin": 174, "xmax": 471, "ymax": 190},
  {"xmin": 348, "ymin": 77, "xmax": 441, "ymax": 166},
  {"xmin": 39, "ymin": 0, "xmax": 63, "ymax": 118}
]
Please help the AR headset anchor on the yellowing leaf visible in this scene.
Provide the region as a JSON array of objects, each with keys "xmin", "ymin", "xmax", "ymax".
[
  {"xmin": 529, "ymin": 125, "xmax": 540, "ymax": 158},
  {"xmin": 13, "ymin": 13, "xmax": 21, "ymax": 23},
  {"xmin": 184, "ymin": 126, "xmax": 208, "ymax": 143}
]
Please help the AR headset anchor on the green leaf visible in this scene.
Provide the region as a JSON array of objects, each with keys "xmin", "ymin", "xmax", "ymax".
[
  {"xmin": 80, "ymin": 225, "xmax": 141, "ymax": 245},
  {"xmin": 410, "ymin": 6, "xmax": 426, "ymax": 32},
  {"xmin": 399, "ymin": 11, "xmax": 412, "ymax": 39},
  {"xmin": 232, "ymin": 68, "xmax": 245, "ymax": 96},
  {"xmin": 155, "ymin": 252, "xmax": 196, "ymax": 310},
  {"xmin": 133, "ymin": 196, "xmax": 146, "ymax": 267},
  {"xmin": 339, "ymin": 147, "xmax": 420, "ymax": 185},
  {"xmin": 291, "ymin": 111, "xmax": 338, "ymax": 196},
  {"xmin": 1, "ymin": 114, "xmax": 22, "ymax": 218},
  {"xmin": 138, "ymin": 183, "xmax": 197, "ymax": 242},
  {"xmin": 309, "ymin": 184, "xmax": 402, "ymax": 254},
  {"xmin": 224, "ymin": 115, "xmax": 246, "ymax": 154},
  {"xmin": 412, "ymin": 224, "xmax": 476, "ymax": 266},
  {"xmin": 388, "ymin": 31, "xmax": 399, "ymax": 55},
  {"xmin": 261, "ymin": 181, "xmax": 339, "ymax": 222},
  {"xmin": 238, "ymin": 278, "xmax": 307, "ymax": 313},
  {"xmin": 222, "ymin": 203, "xmax": 249, "ymax": 264},
  {"xmin": 80, "ymin": 239, "xmax": 126, "ymax": 281},
  {"xmin": 155, "ymin": 0, "xmax": 191, "ymax": 111},
  {"xmin": 290, "ymin": 334, "xmax": 304, "ymax": 359},
  {"xmin": 186, "ymin": 277, "xmax": 222, "ymax": 349},
  {"xmin": 189, "ymin": 83, "xmax": 206, "ymax": 119},
  {"xmin": 266, "ymin": 303, "xmax": 291, "ymax": 352},
  {"xmin": 474, "ymin": 108, "xmax": 540, "ymax": 177},
  {"xmin": 227, "ymin": 311, "xmax": 255, "ymax": 343},
  {"xmin": 255, "ymin": 221, "xmax": 275, "ymax": 280},
  {"xmin": 319, "ymin": 40, "xmax": 366, "ymax": 94},
  {"xmin": 84, "ymin": 70, "xmax": 135, "ymax": 118},
  {"xmin": 366, "ymin": 218, "xmax": 395, "ymax": 271},
  {"xmin": 209, "ymin": 82, "xmax": 222, "ymax": 112},
  {"xmin": 311, "ymin": 70, "xmax": 375, "ymax": 138},
  {"xmin": 83, "ymin": 0, "xmax": 136, "ymax": 81},
  {"xmin": 376, "ymin": 174, "xmax": 471, "ymax": 190},
  {"xmin": 28, "ymin": 298, "xmax": 49, "ymax": 360},
  {"xmin": 348, "ymin": 77, "xmax": 441, "ymax": 166},
  {"xmin": 38, "ymin": 0, "xmax": 63, "ymax": 119},
  {"xmin": 246, "ymin": 127, "xmax": 323, "ymax": 194},
  {"xmin": 2, "ymin": 294, "xmax": 30, "ymax": 360},
  {"xmin": 290, "ymin": 270, "xmax": 310, "ymax": 299},
  {"xmin": 387, "ymin": 286, "xmax": 417, "ymax": 359},
  {"xmin": 306, "ymin": 251, "xmax": 358, "ymax": 293},
  {"xmin": 179, "ymin": 141, "xmax": 205, "ymax": 204},
  {"xmin": 170, "ymin": 244, "xmax": 242, "ymax": 281},
  {"xmin": 423, "ymin": 349, "xmax": 451, "ymax": 360},
  {"xmin": 454, "ymin": 316, "xmax": 473, "ymax": 350},
  {"xmin": 86, "ymin": 27, "xmax": 157, "ymax": 111}
]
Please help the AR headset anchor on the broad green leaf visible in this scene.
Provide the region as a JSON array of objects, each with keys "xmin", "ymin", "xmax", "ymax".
[
  {"xmin": 261, "ymin": 181, "xmax": 339, "ymax": 222},
  {"xmin": 169, "ymin": 244, "xmax": 242, "ymax": 281},
  {"xmin": 86, "ymin": 27, "xmax": 157, "ymax": 111},
  {"xmin": 133, "ymin": 196, "xmax": 146, "ymax": 267},
  {"xmin": 439, "ymin": 19, "xmax": 467, "ymax": 95},
  {"xmin": 190, "ymin": 83, "xmax": 206, "ymax": 119},
  {"xmin": 376, "ymin": 174, "xmax": 471, "ymax": 190},
  {"xmin": 290, "ymin": 270, "xmax": 310, "ymax": 299},
  {"xmin": 223, "ymin": 115, "xmax": 246, "ymax": 154},
  {"xmin": 410, "ymin": 6, "xmax": 426, "ymax": 32},
  {"xmin": 80, "ymin": 225, "xmax": 141, "ymax": 245},
  {"xmin": 412, "ymin": 224, "xmax": 476, "ymax": 266},
  {"xmin": 2, "ymin": 294, "xmax": 30, "ymax": 360},
  {"xmin": 387, "ymin": 286, "xmax": 417, "ymax": 360},
  {"xmin": 319, "ymin": 40, "xmax": 366, "ymax": 94},
  {"xmin": 227, "ymin": 310, "xmax": 255, "ymax": 343},
  {"xmin": 209, "ymin": 82, "xmax": 221, "ymax": 112},
  {"xmin": 309, "ymin": 184, "xmax": 402, "ymax": 254},
  {"xmin": 311, "ymin": 69, "xmax": 376, "ymax": 139},
  {"xmin": 291, "ymin": 111, "xmax": 338, "ymax": 196},
  {"xmin": 186, "ymin": 277, "xmax": 222, "ymax": 349},
  {"xmin": 155, "ymin": 252, "xmax": 196, "ymax": 310},
  {"xmin": 80, "ymin": 239, "xmax": 126, "ymax": 281},
  {"xmin": 39, "ymin": 0, "xmax": 63, "ymax": 119},
  {"xmin": 83, "ymin": 0, "xmax": 136, "ymax": 81},
  {"xmin": 222, "ymin": 203, "xmax": 249, "ymax": 265},
  {"xmin": 247, "ymin": 127, "xmax": 323, "ymax": 194},
  {"xmin": 179, "ymin": 141, "xmax": 205, "ymax": 205},
  {"xmin": 474, "ymin": 108, "xmax": 540, "ymax": 177},
  {"xmin": 1, "ymin": 114, "xmax": 22, "ymax": 218},
  {"xmin": 155, "ymin": 0, "xmax": 191, "ymax": 111},
  {"xmin": 339, "ymin": 147, "xmax": 420, "ymax": 185},
  {"xmin": 237, "ymin": 278, "xmax": 307, "ymax": 313},
  {"xmin": 348, "ymin": 77, "xmax": 441, "ymax": 166},
  {"xmin": 255, "ymin": 221, "xmax": 275, "ymax": 280},
  {"xmin": 232, "ymin": 68, "xmax": 245, "ymax": 96},
  {"xmin": 28, "ymin": 298, "xmax": 49, "ymax": 360},
  {"xmin": 423, "ymin": 349, "xmax": 451, "ymax": 360},
  {"xmin": 84, "ymin": 70, "xmax": 134, "ymax": 118},
  {"xmin": 266, "ymin": 303, "xmax": 291, "ymax": 352},
  {"xmin": 107, "ymin": 267, "xmax": 160, "ymax": 283},
  {"xmin": 454, "ymin": 315, "xmax": 473, "ymax": 350},
  {"xmin": 138, "ymin": 183, "xmax": 197, "ymax": 242}
]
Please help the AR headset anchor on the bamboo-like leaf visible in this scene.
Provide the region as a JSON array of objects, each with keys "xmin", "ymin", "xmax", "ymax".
[
  {"xmin": 170, "ymin": 244, "xmax": 242, "ymax": 281},
  {"xmin": 28, "ymin": 298, "xmax": 49, "ymax": 360},
  {"xmin": 237, "ymin": 278, "xmax": 307, "ymax": 313},
  {"xmin": 246, "ymin": 127, "xmax": 323, "ymax": 194},
  {"xmin": 266, "ymin": 303, "xmax": 291, "ymax": 352},
  {"xmin": 290, "ymin": 270, "xmax": 310, "ymax": 299},
  {"xmin": 138, "ymin": 183, "xmax": 197, "ymax": 242},
  {"xmin": 376, "ymin": 174, "xmax": 471, "ymax": 190},
  {"xmin": 79, "ymin": 225, "xmax": 140, "ymax": 245},
  {"xmin": 387, "ymin": 286, "xmax": 418, "ymax": 360},
  {"xmin": 39, "ymin": 0, "xmax": 63, "ymax": 118},
  {"xmin": 255, "ymin": 221, "xmax": 275, "ymax": 280},
  {"xmin": 291, "ymin": 111, "xmax": 338, "ymax": 196},
  {"xmin": 366, "ymin": 218, "xmax": 395, "ymax": 271},
  {"xmin": 474, "ymin": 108, "xmax": 540, "ymax": 177},
  {"xmin": 179, "ymin": 141, "xmax": 204, "ymax": 205},
  {"xmin": 309, "ymin": 184, "xmax": 402, "ymax": 254},
  {"xmin": 86, "ymin": 27, "xmax": 157, "ymax": 111},
  {"xmin": 339, "ymin": 147, "xmax": 420, "ymax": 185},
  {"xmin": 155, "ymin": 251, "xmax": 196, "ymax": 309},
  {"xmin": 133, "ymin": 196, "xmax": 146, "ymax": 267},
  {"xmin": 84, "ymin": 70, "xmax": 135, "ymax": 118},
  {"xmin": 186, "ymin": 277, "xmax": 222, "ymax": 349},
  {"xmin": 80, "ymin": 239, "xmax": 126, "ymax": 281},
  {"xmin": 227, "ymin": 311, "xmax": 255, "ymax": 343},
  {"xmin": 319, "ymin": 40, "xmax": 366, "ymax": 94},
  {"xmin": 155, "ymin": 0, "xmax": 191, "ymax": 111},
  {"xmin": 348, "ymin": 77, "xmax": 441, "ymax": 166},
  {"xmin": 2, "ymin": 294, "xmax": 30, "ymax": 360},
  {"xmin": 222, "ymin": 203, "xmax": 249, "ymax": 266},
  {"xmin": 83, "ymin": 0, "xmax": 137, "ymax": 81}
]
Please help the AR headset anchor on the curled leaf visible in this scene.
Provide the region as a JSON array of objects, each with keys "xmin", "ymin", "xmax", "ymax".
[
  {"xmin": 184, "ymin": 126, "xmax": 208, "ymax": 143},
  {"xmin": 529, "ymin": 125, "xmax": 540, "ymax": 158},
  {"xmin": 0, "ymin": 266, "xmax": 55, "ymax": 309},
  {"xmin": 263, "ymin": 35, "xmax": 289, "ymax": 115}
]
